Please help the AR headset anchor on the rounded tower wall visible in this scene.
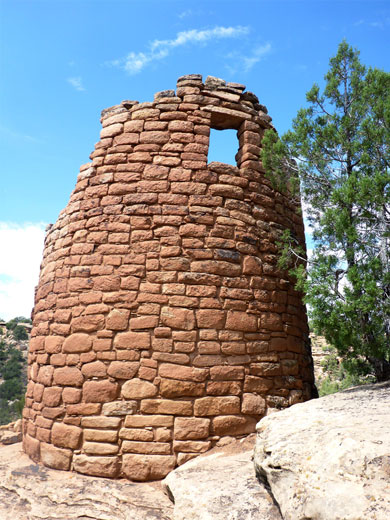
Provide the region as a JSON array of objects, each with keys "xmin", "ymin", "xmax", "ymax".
[{"xmin": 23, "ymin": 74, "xmax": 315, "ymax": 481}]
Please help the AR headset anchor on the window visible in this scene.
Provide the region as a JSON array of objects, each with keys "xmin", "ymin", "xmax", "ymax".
[{"xmin": 207, "ymin": 128, "xmax": 239, "ymax": 165}]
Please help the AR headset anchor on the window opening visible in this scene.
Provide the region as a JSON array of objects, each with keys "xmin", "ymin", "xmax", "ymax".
[{"xmin": 208, "ymin": 128, "xmax": 239, "ymax": 166}]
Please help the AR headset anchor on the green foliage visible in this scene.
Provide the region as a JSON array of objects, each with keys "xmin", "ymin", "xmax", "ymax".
[
  {"xmin": 5, "ymin": 316, "xmax": 31, "ymax": 331},
  {"xmin": 13, "ymin": 325, "xmax": 28, "ymax": 341},
  {"xmin": 0, "ymin": 340, "xmax": 26, "ymax": 425},
  {"xmin": 261, "ymin": 41, "xmax": 390, "ymax": 381},
  {"xmin": 317, "ymin": 347, "xmax": 375, "ymax": 396}
]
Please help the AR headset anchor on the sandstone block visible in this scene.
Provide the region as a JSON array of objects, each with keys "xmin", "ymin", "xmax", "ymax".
[
  {"xmin": 93, "ymin": 338, "xmax": 112, "ymax": 352},
  {"xmin": 30, "ymin": 336, "xmax": 45, "ymax": 352},
  {"xmin": 195, "ymin": 309, "xmax": 225, "ymax": 329},
  {"xmin": 36, "ymin": 427, "xmax": 51, "ymax": 443},
  {"xmin": 241, "ymin": 393, "xmax": 267, "ymax": 415},
  {"xmin": 260, "ymin": 312, "xmax": 283, "ymax": 332},
  {"xmin": 63, "ymin": 333, "xmax": 93, "ymax": 353},
  {"xmin": 140, "ymin": 131, "xmax": 170, "ymax": 144},
  {"xmin": 73, "ymin": 454, "xmax": 120, "ymax": 478},
  {"xmin": 243, "ymin": 255, "xmax": 263, "ymax": 275},
  {"xmin": 124, "ymin": 415, "xmax": 174, "ymax": 428},
  {"xmin": 174, "ymin": 417, "xmax": 210, "ymax": 440},
  {"xmin": 121, "ymin": 378, "xmax": 158, "ymax": 399},
  {"xmin": 102, "ymin": 400, "xmax": 137, "ymax": 416},
  {"xmin": 191, "ymin": 260, "xmax": 241, "ymax": 277},
  {"xmin": 81, "ymin": 416, "xmax": 121, "ymax": 429},
  {"xmin": 83, "ymin": 380, "xmax": 119, "ymax": 403},
  {"xmin": 52, "ymin": 423, "xmax": 82, "ymax": 449},
  {"xmin": 158, "ymin": 363, "xmax": 209, "ymax": 382},
  {"xmin": 114, "ymin": 331, "xmax": 151, "ymax": 349},
  {"xmin": 71, "ymin": 315, "xmax": 105, "ymax": 333},
  {"xmin": 131, "ymin": 108, "xmax": 160, "ymax": 120},
  {"xmin": 198, "ymin": 341, "xmax": 221, "ymax": 354},
  {"xmin": 23, "ymin": 434, "xmax": 40, "ymax": 462},
  {"xmin": 84, "ymin": 429, "xmax": 118, "ymax": 442},
  {"xmin": 57, "ymin": 387, "xmax": 81, "ymax": 404},
  {"xmin": 173, "ymin": 440, "xmax": 211, "ymax": 453},
  {"xmin": 243, "ymin": 376, "xmax": 273, "ymax": 393},
  {"xmin": 209, "ymin": 365, "xmax": 245, "ymax": 380},
  {"xmin": 226, "ymin": 311, "xmax": 258, "ymax": 331},
  {"xmin": 194, "ymin": 396, "xmax": 240, "ymax": 416},
  {"xmin": 40, "ymin": 442, "xmax": 72, "ymax": 470},
  {"xmin": 160, "ymin": 379, "xmax": 205, "ymax": 398},
  {"xmin": 161, "ymin": 307, "xmax": 195, "ymax": 330},
  {"xmin": 152, "ymin": 337, "xmax": 173, "ymax": 352},
  {"xmin": 83, "ymin": 442, "xmax": 119, "ymax": 455},
  {"xmin": 122, "ymin": 440, "xmax": 171, "ymax": 455},
  {"xmin": 122, "ymin": 454, "xmax": 176, "ymax": 481},
  {"xmin": 42, "ymin": 387, "xmax": 62, "ymax": 407},
  {"xmin": 53, "ymin": 366, "xmax": 84, "ymax": 387},
  {"xmin": 251, "ymin": 362, "xmax": 282, "ymax": 377},
  {"xmin": 66, "ymin": 403, "xmax": 101, "ymax": 415},
  {"xmin": 106, "ymin": 309, "xmax": 130, "ymax": 330},
  {"xmin": 119, "ymin": 428, "xmax": 154, "ymax": 441},
  {"xmin": 107, "ymin": 361, "xmax": 139, "ymax": 379},
  {"xmin": 141, "ymin": 399, "xmax": 193, "ymax": 416},
  {"xmin": 42, "ymin": 406, "xmax": 66, "ymax": 419},
  {"xmin": 206, "ymin": 381, "xmax": 242, "ymax": 396},
  {"xmin": 100, "ymin": 123, "xmax": 123, "ymax": 138},
  {"xmin": 81, "ymin": 360, "xmax": 107, "ymax": 378},
  {"xmin": 37, "ymin": 365, "xmax": 54, "ymax": 387},
  {"xmin": 155, "ymin": 427, "xmax": 172, "ymax": 442},
  {"xmin": 130, "ymin": 315, "xmax": 159, "ymax": 329},
  {"xmin": 45, "ymin": 336, "xmax": 63, "ymax": 354},
  {"xmin": 212, "ymin": 415, "xmax": 257, "ymax": 436}
]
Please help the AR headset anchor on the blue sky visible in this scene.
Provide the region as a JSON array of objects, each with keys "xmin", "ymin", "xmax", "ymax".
[{"xmin": 0, "ymin": 0, "xmax": 389, "ymax": 319}]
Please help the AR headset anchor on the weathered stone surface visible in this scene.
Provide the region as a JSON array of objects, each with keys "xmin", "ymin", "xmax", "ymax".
[
  {"xmin": 161, "ymin": 306, "xmax": 195, "ymax": 330},
  {"xmin": 73, "ymin": 453, "xmax": 120, "ymax": 477},
  {"xmin": 194, "ymin": 396, "xmax": 240, "ymax": 416},
  {"xmin": 0, "ymin": 444, "xmax": 174, "ymax": 519},
  {"xmin": 63, "ymin": 333, "xmax": 92, "ymax": 353},
  {"xmin": 40, "ymin": 442, "xmax": 72, "ymax": 470},
  {"xmin": 0, "ymin": 430, "xmax": 22, "ymax": 445},
  {"xmin": 174, "ymin": 417, "xmax": 210, "ymax": 440},
  {"xmin": 122, "ymin": 453, "xmax": 176, "ymax": 481},
  {"xmin": 83, "ymin": 380, "xmax": 119, "ymax": 402},
  {"xmin": 242, "ymin": 392, "xmax": 266, "ymax": 415},
  {"xmin": 212, "ymin": 415, "xmax": 257, "ymax": 436},
  {"xmin": 163, "ymin": 436, "xmax": 281, "ymax": 520},
  {"xmin": 254, "ymin": 382, "xmax": 390, "ymax": 520},
  {"xmin": 102, "ymin": 400, "xmax": 137, "ymax": 416},
  {"xmin": 121, "ymin": 378, "xmax": 158, "ymax": 399},
  {"xmin": 51, "ymin": 423, "xmax": 82, "ymax": 449}
]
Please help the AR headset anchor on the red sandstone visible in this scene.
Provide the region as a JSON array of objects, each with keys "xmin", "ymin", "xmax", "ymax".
[{"xmin": 23, "ymin": 74, "xmax": 315, "ymax": 481}]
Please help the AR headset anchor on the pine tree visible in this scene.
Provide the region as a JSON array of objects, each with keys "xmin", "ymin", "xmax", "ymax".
[{"xmin": 261, "ymin": 41, "xmax": 390, "ymax": 381}]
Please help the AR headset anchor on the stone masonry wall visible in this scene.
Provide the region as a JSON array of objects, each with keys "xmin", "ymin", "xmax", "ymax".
[{"xmin": 23, "ymin": 75, "xmax": 315, "ymax": 481}]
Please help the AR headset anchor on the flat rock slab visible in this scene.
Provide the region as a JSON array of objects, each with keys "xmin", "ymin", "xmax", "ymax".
[
  {"xmin": 0, "ymin": 443, "xmax": 173, "ymax": 520},
  {"xmin": 164, "ymin": 435, "xmax": 281, "ymax": 520},
  {"xmin": 254, "ymin": 382, "xmax": 390, "ymax": 520}
]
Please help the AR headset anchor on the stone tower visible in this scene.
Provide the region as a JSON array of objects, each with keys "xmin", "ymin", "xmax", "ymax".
[{"xmin": 23, "ymin": 75, "xmax": 315, "ymax": 481}]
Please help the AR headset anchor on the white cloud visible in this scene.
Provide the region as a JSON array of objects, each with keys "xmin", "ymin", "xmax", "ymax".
[
  {"xmin": 178, "ymin": 9, "xmax": 193, "ymax": 19},
  {"xmin": 110, "ymin": 26, "xmax": 250, "ymax": 75},
  {"xmin": 225, "ymin": 43, "xmax": 272, "ymax": 74},
  {"xmin": 0, "ymin": 125, "xmax": 41, "ymax": 144},
  {"xmin": 242, "ymin": 43, "xmax": 272, "ymax": 72},
  {"xmin": 67, "ymin": 76, "xmax": 85, "ymax": 91},
  {"xmin": 0, "ymin": 222, "xmax": 46, "ymax": 321},
  {"xmin": 353, "ymin": 17, "xmax": 390, "ymax": 29}
]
